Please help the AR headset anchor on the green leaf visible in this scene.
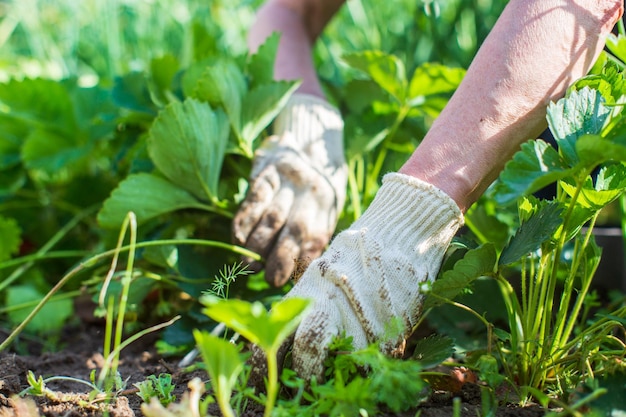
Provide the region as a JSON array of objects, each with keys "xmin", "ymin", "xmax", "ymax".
[
  {"xmin": 547, "ymin": 87, "xmax": 611, "ymax": 166},
  {"xmin": 408, "ymin": 63, "xmax": 464, "ymax": 114},
  {"xmin": 343, "ymin": 51, "xmax": 407, "ymax": 103},
  {"xmin": 495, "ymin": 139, "xmax": 572, "ymax": 205},
  {"xmin": 240, "ymin": 80, "xmax": 299, "ymax": 147},
  {"xmin": 0, "ymin": 78, "xmax": 76, "ymax": 133},
  {"xmin": 21, "ymin": 129, "xmax": 88, "ymax": 175},
  {"xmin": 193, "ymin": 330, "xmax": 243, "ymax": 413},
  {"xmin": 411, "ymin": 334, "xmax": 455, "ymax": 368},
  {"xmin": 424, "ymin": 244, "xmax": 497, "ymax": 310},
  {"xmin": 0, "ymin": 215, "xmax": 21, "ymax": 262},
  {"xmin": 6, "ymin": 285, "xmax": 73, "ymax": 333},
  {"xmin": 575, "ymin": 134, "xmax": 626, "ymax": 168},
  {"xmin": 247, "ymin": 32, "xmax": 280, "ymax": 88},
  {"xmin": 112, "ymin": 72, "xmax": 156, "ymax": 115},
  {"xmin": 200, "ymin": 296, "xmax": 311, "ymax": 353},
  {"xmin": 195, "ymin": 60, "xmax": 246, "ymax": 136},
  {"xmin": 97, "ymin": 173, "xmax": 206, "ymax": 228},
  {"xmin": 147, "ymin": 98, "xmax": 229, "ymax": 203},
  {"xmin": 499, "ymin": 199, "xmax": 563, "ymax": 266},
  {"xmin": 561, "ymin": 165, "xmax": 626, "ymax": 209},
  {"xmin": 605, "ymin": 33, "xmax": 626, "ymax": 64}
]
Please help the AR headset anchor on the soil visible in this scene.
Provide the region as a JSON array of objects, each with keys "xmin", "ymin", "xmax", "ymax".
[{"xmin": 0, "ymin": 323, "xmax": 548, "ymax": 417}]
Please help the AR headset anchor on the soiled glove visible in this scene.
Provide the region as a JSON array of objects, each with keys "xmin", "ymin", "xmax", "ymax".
[
  {"xmin": 285, "ymin": 172, "xmax": 464, "ymax": 379},
  {"xmin": 233, "ymin": 94, "xmax": 347, "ymax": 287}
]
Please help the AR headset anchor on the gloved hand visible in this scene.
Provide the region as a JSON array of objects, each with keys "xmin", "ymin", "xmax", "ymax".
[
  {"xmin": 233, "ymin": 94, "xmax": 347, "ymax": 287},
  {"xmin": 284, "ymin": 172, "xmax": 464, "ymax": 379}
]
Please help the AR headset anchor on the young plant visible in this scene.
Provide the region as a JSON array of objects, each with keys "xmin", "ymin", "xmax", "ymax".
[
  {"xmin": 199, "ymin": 296, "xmax": 311, "ymax": 417},
  {"xmin": 193, "ymin": 331, "xmax": 244, "ymax": 417},
  {"xmin": 134, "ymin": 373, "xmax": 177, "ymax": 407},
  {"xmin": 433, "ymin": 61, "xmax": 626, "ymax": 400}
]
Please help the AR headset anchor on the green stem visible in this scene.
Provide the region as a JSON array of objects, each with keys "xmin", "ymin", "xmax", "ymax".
[
  {"xmin": 264, "ymin": 348, "xmax": 279, "ymax": 417},
  {"xmin": 0, "ymin": 238, "xmax": 261, "ymax": 353}
]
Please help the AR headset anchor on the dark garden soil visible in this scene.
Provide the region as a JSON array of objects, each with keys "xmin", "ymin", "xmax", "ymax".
[{"xmin": 0, "ymin": 320, "xmax": 549, "ymax": 417}]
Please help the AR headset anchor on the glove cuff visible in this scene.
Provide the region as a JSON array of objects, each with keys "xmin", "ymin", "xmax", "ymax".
[
  {"xmin": 273, "ymin": 93, "xmax": 343, "ymax": 148},
  {"xmin": 354, "ymin": 173, "xmax": 464, "ymax": 260}
]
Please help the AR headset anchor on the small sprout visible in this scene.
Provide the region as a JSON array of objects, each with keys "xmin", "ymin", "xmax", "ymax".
[{"xmin": 135, "ymin": 373, "xmax": 177, "ymax": 407}]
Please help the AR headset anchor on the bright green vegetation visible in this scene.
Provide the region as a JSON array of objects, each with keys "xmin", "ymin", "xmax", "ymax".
[{"xmin": 1, "ymin": 1, "xmax": 626, "ymax": 416}]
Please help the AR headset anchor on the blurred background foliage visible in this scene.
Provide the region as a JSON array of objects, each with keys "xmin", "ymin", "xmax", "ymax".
[{"xmin": 0, "ymin": 0, "xmax": 508, "ymax": 84}]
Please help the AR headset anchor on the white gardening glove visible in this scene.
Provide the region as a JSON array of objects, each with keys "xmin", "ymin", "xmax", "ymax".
[
  {"xmin": 233, "ymin": 94, "xmax": 347, "ymax": 287},
  {"xmin": 285, "ymin": 172, "xmax": 464, "ymax": 379}
]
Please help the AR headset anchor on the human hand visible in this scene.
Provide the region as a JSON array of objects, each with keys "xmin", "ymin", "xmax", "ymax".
[
  {"xmin": 233, "ymin": 94, "xmax": 347, "ymax": 287},
  {"xmin": 282, "ymin": 173, "xmax": 464, "ymax": 379}
]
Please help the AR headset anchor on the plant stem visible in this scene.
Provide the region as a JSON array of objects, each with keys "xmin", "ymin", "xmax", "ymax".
[
  {"xmin": 264, "ymin": 348, "xmax": 279, "ymax": 417},
  {"xmin": 0, "ymin": 238, "xmax": 261, "ymax": 352}
]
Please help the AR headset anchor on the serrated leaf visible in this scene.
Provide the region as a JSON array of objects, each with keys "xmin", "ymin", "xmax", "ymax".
[
  {"xmin": 0, "ymin": 215, "xmax": 21, "ymax": 262},
  {"xmin": 240, "ymin": 81, "xmax": 299, "ymax": 147},
  {"xmin": 0, "ymin": 78, "xmax": 76, "ymax": 133},
  {"xmin": 499, "ymin": 200, "xmax": 563, "ymax": 266},
  {"xmin": 561, "ymin": 165, "xmax": 626, "ymax": 209},
  {"xmin": 424, "ymin": 244, "xmax": 496, "ymax": 310},
  {"xmin": 411, "ymin": 334, "xmax": 455, "ymax": 368},
  {"xmin": 195, "ymin": 60, "xmax": 246, "ymax": 136},
  {"xmin": 343, "ymin": 51, "xmax": 407, "ymax": 103},
  {"xmin": 200, "ymin": 296, "xmax": 311, "ymax": 352},
  {"xmin": 97, "ymin": 173, "xmax": 206, "ymax": 228},
  {"xmin": 247, "ymin": 32, "xmax": 280, "ymax": 88},
  {"xmin": 495, "ymin": 139, "xmax": 572, "ymax": 205},
  {"xmin": 147, "ymin": 98, "xmax": 229, "ymax": 203},
  {"xmin": 547, "ymin": 87, "xmax": 610, "ymax": 166},
  {"xmin": 575, "ymin": 134, "xmax": 626, "ymax": 168}
]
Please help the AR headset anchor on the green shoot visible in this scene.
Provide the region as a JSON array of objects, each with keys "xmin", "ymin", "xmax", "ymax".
[
  {"xmin": 134, "ymin": 374, "xmax": 177, "ymax": 407},
  {"xmin": 206, "ymin": 261, "xmax": 252, "ymax": 300},
  {"xmin": 193, "ymin": 331, "xmax": 244, "ymax": 417},
  {"xmin": 200, "ymin": 296, "xmax": 311, "ymax": 417}
]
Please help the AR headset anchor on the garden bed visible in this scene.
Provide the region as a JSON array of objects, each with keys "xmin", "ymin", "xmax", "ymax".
[{"xmin": 0, "ymin": 323, "xmax": 549, "ymax": 417}]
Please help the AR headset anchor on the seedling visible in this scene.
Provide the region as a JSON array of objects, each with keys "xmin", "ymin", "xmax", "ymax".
[
  {"xmin": 199, "ymin": 296, "xmax": 311, "ymax": 417},
  {"xmin": 134, "ymin": 373, "xmax": 177, "ymax": 407},
  {"xmin": 193, "ymin": 331, "xmax": 244, "ymax": 417}
]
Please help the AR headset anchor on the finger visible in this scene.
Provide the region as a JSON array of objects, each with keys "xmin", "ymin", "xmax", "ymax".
[
  {"xmin": 232, "ymin": 168, "xmax": 280, "ymax": 246},
  {"xmin": 264, "ymin": 230, "xmax": 301, "ymax": 287},
  {"xmin": 244, "ymin": 187, "xmax": 294, "ymax": 261},
  {"xmin": 292, "ymin": 308, "xmax": 337, "ymax": 381}
]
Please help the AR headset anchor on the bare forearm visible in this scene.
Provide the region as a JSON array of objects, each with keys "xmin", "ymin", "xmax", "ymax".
[
  {"xmin": 248, "ymin": 0, "xmax": 345, "ymax": 98},
  {"xmin": 400, "ymin": 0, "xmax": 623, "ymax": 212}
]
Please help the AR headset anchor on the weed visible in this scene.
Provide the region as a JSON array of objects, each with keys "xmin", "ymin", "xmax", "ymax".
[{"xmin": 134, "ymin": 373, "xmax": 177, "ymax": 407}]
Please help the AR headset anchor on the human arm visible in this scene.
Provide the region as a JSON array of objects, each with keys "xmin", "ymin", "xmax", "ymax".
[{"xmin": 278, "ymin": 0, "xmax": 624, "ymax": 379}]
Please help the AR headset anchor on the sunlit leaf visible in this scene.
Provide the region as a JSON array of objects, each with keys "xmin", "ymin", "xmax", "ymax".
[
  {"xmin": 200, "ymin": 296, "xmax": 311, "ymax": 352},
  {"xmin": 240, "ymin": 80, "xmax": 299, "ymax": 149},
  {"xmin": 147, "ymin": 98, "xmax": 229, "ymax": 202},
  {"xmin": 547, "ymin": 87, "xmax": 610, "ymax": 166},
  {"xmin": 195, "ymin": 60, "xmax": 246, "ymax": 136},
  {"xmin": 343, "ymin": 51, "xmax": 407, "ymax": 103},
  {"xmin": 97, "ymin": 173, "xmax": 206, "ymax": 228},
  {"xmin": 247, "ymin": 32, "xmax": 280, "ymax": 88}
]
